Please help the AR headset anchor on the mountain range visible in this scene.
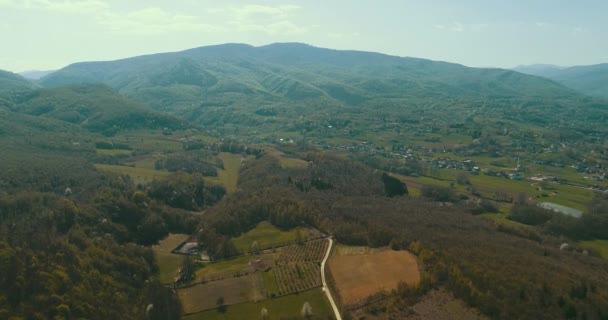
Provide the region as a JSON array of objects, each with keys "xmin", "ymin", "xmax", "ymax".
[
  {"xmin": 513, "ymin": 63, "xmax": 608, "ymax": 99},
  {"xmin": 1, "ymin": 43, "xmax": 606, "ymax": 143}
]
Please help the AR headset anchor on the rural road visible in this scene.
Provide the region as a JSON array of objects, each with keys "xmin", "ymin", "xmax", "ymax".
[{"xmin": 321, "ymin": 237, "xmax": 342, "ymax": 320}]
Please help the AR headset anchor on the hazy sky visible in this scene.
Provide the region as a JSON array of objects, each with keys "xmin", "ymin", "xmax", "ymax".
[{"xmin": 1, "ymin": 0, "xmax": 607, "ymax": 72}]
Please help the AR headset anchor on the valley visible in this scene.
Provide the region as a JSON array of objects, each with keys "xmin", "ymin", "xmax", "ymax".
[{"xmin": 0, "ymin": 42, "xmax": 607, "ymax": 320}]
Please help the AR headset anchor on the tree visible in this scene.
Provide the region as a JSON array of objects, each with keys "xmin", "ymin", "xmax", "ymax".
[
  {"xmin": 300, "ymin": 301, "xmax": 312, "ymax": 319},
  {"xmin": 381, "ymin": 173, "xmax": 408, "ymax": 197},
  {"xmin": 180, "ymin": 255, "xmax": 196, "ymax": 281},
  {"xmin": 260, "ymin": 307, "xmax": 269, "ymax": 319},
  {"xmin": 216, "ymin": 297, "xmax": 226, "ymax": 313}
]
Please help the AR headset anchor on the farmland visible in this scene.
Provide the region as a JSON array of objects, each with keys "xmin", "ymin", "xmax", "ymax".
[
  {"xmin": 179, "ymin": 273, "xmax": 265, "ymax": 314},
  {"xmin": 328, "ymin": 246, "xmax": 420, "ymax": 305},
  {"xmin": 182, "ymin": 288, "xmax": 332, "ymax": 320},
  {"xmin": 179, "ymin": 236, "xmax": 330, "ymax": 318}
]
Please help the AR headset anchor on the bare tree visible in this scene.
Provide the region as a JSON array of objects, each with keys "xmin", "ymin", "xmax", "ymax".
[
  {"xmin": 260, "ymin": 307, "xmax": 269, "ymax": 319},
  {"xmin": 300, "ymin": 301, "xmax": 312, "ymax": 319}
]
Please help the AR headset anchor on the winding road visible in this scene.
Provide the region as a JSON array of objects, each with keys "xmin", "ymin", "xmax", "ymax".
[{"xmin": 321, "ymin": 237, "xmax": 342, "ymax": 320}]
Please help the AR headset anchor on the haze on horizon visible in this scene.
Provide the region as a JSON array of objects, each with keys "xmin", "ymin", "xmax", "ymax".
[{"xmin": 2, "ymin": 0, "xmax": 607, "ymax": 72}]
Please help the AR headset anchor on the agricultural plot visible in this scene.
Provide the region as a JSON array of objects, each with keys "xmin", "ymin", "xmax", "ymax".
[
  {"xmin": 182, "ymin": 288, "xmax": 332, "ymax": 320},
  {"xmin": 273, "ymin": 263, "xmax": 321, "ymax": 296},
  {"xmin": 328, "ymin": 246, "xmax": 420, "ymax": 305},
  {"xmin": 179, "ymin": 273, "xmax": 266, "ymax": 314},
  {"xmin": 277, "ymin": 239, "xmax": 328, "ymax": 264},
  {"xmin": 267, "ymin": 239, "xmax": 328, "ymax": 297}
]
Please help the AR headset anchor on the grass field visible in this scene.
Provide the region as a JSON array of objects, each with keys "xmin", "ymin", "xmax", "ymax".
[
  {"xmin": 93, "ymin": 163, "xmax": 169, "ymax": 184},
  {"xmin": 231, "ymin": 221, "xmax": 317, "ymax": 253},
  {"xmin": 279, "ymin": 157, "xmax": 309, "ymax": 169},
  {"xmin": 95, "ymin": 148, "xmax": 132, "ymax": 156},
  {"xmin": 329, "ymin": 246, "xmax": 420, "ymax": 305},
  {"xmin": 111, "ymin": 130, "xmax": 183, "ymax": 152},
  {"xmin": 195, "ymin": 256, "xmax": 252, "ymax": 280},
  {"xmin": 579, "ymin": 240, "xmax": 608, "ymax": 261},
  {"xmin": 182, "ymin": 288, "xmax": 331, "ymax": 320},
  {"xmin": 152, "ymin": 234, "xmax": 190, "ymax": 284},
  {"xmin": 179, "ymin": 273, "xmax": 265, "ymax": 314},
  {"xmin": 205, "ymin": 153, "xmax": 242, "ymax": 193}
]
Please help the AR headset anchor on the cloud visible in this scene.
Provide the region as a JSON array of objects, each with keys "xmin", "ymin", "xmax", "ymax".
[
  {"xmin": 435, "ymin": 21, "xmax": 464, "ymax": 32},
  {"xmin": 97, "ymin": 7, "xmax": 221, "ymax": 35},
  {"xmin": 0, "ymin": 0, "xmax": 108, "ymax": 13},
  {"xmin": 220, "ymin": 4, "xmax": 309, "ymax": 35}
]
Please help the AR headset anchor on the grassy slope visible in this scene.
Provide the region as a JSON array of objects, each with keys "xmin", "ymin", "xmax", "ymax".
[
  {"xmin": 231, "ymin": 221, "xmax": 305, "ymax": 253},
  {"xmin": 579, "ymin": 240, "xmax": 608, "ymax": 261},
  {"xmin": 152, "ymin": 234, "xmax": 190, "ymax": 284}
]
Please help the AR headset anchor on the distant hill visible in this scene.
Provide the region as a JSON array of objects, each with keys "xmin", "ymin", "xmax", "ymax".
[
  {"xmin": 41, "ymin": 43, "xmax": 577, "ymax": 107},
  {"xmin": 19, "ymin": 69, "xmax": 56, "ymax": 80},
  {"xmin": 513, "ymin": 63, "xmax": 608, "ymax": 98},
  {"xmin": 0, "ymin": 70, "xmax": 37, "ymax": 108},
  {"xmin": 11, "ymin": 84, "xmax": 185, "ymax": 136}
]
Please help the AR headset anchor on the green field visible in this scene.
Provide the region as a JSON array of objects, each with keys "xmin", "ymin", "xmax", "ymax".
[
  {"xmin": 195, "ymin": 256, "xmax": 251, "ymax": 280},
  {"xmin": 95, "ymin": 148, "xmax": 132, "ymax": 156},
  {"xmin": 93, "ymin": 163, "xmax": 169, "ymax": 184},
  {"xmin": 152, "ymin": 234, "xmax": 190, "ymax": 284},
  {"xmin": 182, "ymin": 288, "xmax": 331, "ymax": 320},
  {"xmin": 231, "ymin": 221, "xmax": 313, "ymax": 253},
  {"xmin": 579, "ymin": 240, "xmax": 608, "ymax": 261},
  {"xmin": 111, "ymin": 130, "xmax": 183, "ymax": 152},
  {"xmin": 203, "ymin": 153, "xmax": 243, "ymax": 193}
]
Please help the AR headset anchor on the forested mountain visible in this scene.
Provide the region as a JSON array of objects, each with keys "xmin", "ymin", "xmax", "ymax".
[
  {"xmin": 0, "ymin": 70, "xmax": 37, "ymax": 109},
  {"xmin": 37, "ymin": 43, "xmax": 608, "ymax": 151},
  {"xmin": 7, "ymin": 84, "xmax": 185, "ymax": 136},
  {"xmin": 514, "ymin": 63, "xmax": 608, "ymax": 99},
  {"xmin": 38, "ymin": 43, "xmax": 588, "ymax": 109}
]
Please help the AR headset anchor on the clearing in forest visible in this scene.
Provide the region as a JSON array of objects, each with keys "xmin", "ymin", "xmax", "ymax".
[
  {"xmin": 328, "ymin": 246, "xmax": 420, "ymax": 305},
  {"xmin": 152, "ymin": 233, "xmax": 190, "ymax": 284}
]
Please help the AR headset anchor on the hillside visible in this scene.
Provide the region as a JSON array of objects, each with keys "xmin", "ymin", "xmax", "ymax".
[
  {"xmin": 37, "ymin": 44, "xmax": 608, "ymax": 160},
  {"xmin": 0, "ymin": 70, "xmax": 37, "ymax": 109},
  {"xmin": 41, "ymin": 43, "xmax": 578, "ymax": 105},
  {"xmin": 514, "ymin": 63, "xmax": 608, "ymax": 99},
  {"xmin": 10, "ymin": 84, "xmax": 186, "ymax": 136}
]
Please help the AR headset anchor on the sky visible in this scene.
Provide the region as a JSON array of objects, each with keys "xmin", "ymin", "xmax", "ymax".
[{"xmin": 1, "ymin": 0, "xmax": 607, "ymax": 72}]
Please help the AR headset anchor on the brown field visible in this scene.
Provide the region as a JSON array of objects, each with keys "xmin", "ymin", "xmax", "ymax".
[
  {"xmin": 329, "ymin": 246, "xmax": 420, "ymax": 305},
  {"xmin": 179, "ymin": 273, "xmax": 265, "ymax": 314}
]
